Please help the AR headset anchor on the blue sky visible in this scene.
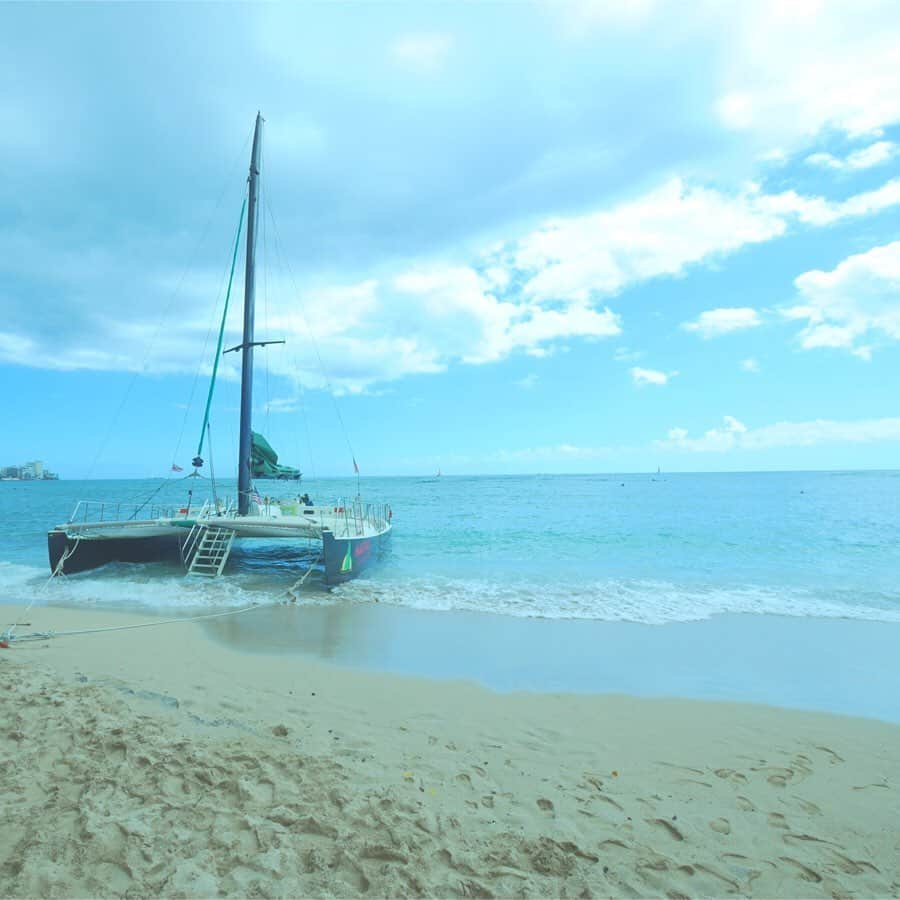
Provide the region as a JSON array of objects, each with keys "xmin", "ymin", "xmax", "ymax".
[{"xmin": 2, "ymin": 1, "xmax": 900, "ymax": 477}]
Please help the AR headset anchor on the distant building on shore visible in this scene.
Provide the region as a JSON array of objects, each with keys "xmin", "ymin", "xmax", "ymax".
[{"xmin": 0, "ymin": 460, "xmax": 59, "ymax": 481}]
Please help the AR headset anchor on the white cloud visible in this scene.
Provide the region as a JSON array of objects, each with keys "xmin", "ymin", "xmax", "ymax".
[
  {"xmin": 613, "ymin": 346, "xmax": 643, "ymax": 363},
  {"xmin": 682, "ymin": 307, "xmax": 762, "ymax": 338},
  {"xmin": 390, "ymin": 33, "xmax": 453, "ymax": 71},
  {"xmin": 5, "ymin": 166, "xmax": 900, "ymax": 389},
  {"xmin": 741, "ymin": 357, "xmax": 760, "ymax": 373},
  {"xmin": 504, "ymin": 304, "xmax": 621, "ymax": 352},
  {"xmin": 755, "ymin": 178, "xmax": 900, "ymax": 226},
  {"xmin": 550, "ymin": 0, "xmax": 660, "ymax": 37},
  {"xmin": 783, "ymin": 241, "xmax": 900, "ymax": 357},
  {"xmin": 264, "ymin": 397, "xmax": 302, "ymax": 414},
  {"xmin": 805, "ymin": 141, "xmax": 897, "ymax": 171},
  {"xmin": 714, "ymin": 3, "xmax": 900, "ymax": 140},
  {"xmin": 631, "ymin": 366, "xmax": 677, "ymax": 387},
  {"xmin": 487, "ymin": 176, "xmax": 900, "ymax": 310},
  {"xmin": 505, "ymin": 179, "xmax": 790, "ymax": 305},
  {"xmin": 760, "ymin": 147, "xmax": 788, "ymax": 163},
  {"xmin": 661, "ymin": 415, "xmax": 747, "ymax": 451},
  {"xmin": 514, "ymin": 373, "xmax": 538, "ymax": 389},
  {"xmin": 659, "ymin": 414, "xmax": 900, "ymax": 452}
]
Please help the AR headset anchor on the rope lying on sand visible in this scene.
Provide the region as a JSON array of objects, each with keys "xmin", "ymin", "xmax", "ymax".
[{"xmin": 1, "ymin": 602, "xmax": 270, "ymax": 645}]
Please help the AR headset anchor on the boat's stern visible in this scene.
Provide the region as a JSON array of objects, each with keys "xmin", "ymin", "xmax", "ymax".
[{"xmin": 322, "ymin": 525, "xmax": 392, "ymax": 585}]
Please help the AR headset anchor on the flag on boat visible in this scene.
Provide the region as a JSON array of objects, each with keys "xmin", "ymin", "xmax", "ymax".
[
  {"xmin": 251, "ymin": 488, "xmax": 262, "ymax": 504},
  {"xmin": 171, "ymin": 463, "xmax": 183, "ymax": 472},
  {"xmin": 353, "ymin": 457, "xmax": 359, "ymax": 474}
]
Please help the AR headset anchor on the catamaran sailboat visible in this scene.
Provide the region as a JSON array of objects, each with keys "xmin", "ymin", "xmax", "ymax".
[{"xmin": 47, "ymin": 114, "xmax": 392, "ymax": 585}]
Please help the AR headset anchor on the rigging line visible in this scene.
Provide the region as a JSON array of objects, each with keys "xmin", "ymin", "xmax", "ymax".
[
  {"xmin": 128, "ymin": 478, "xmax": 172, "ymax": 519},
  {"xmin": 117, "ymin": 465, "xmax": 215, "ymax": 523},
  {"xmin": 84, "ymin": 129, "xmax": 254, "ymax": 482},
  {"xmin": 122, "ymin": 468, "xmax": 203, "ymax": 523},
  {"xmin": 196, "ymin": 197, "xmax": 247, "ymax": 461},
  {"xmin": 262, "ymin": 195, "xmax": 358, "ymax": 468},
  {"xmin": 170, "ymin": 208, "xmax": 243, "ymax": 471},
  {"xmin": 129, "ymin": 468, "xmax": 210, "ymax": 517},
  {"xmin": 169, "ymin": 267, "xmax": 234, "ymax": 474}
]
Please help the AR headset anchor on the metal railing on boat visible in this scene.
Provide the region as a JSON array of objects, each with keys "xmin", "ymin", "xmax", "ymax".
[
  {"xmin": 66, "ymin": 498, "xmax": 237, "ymax": 525},
  {"xmin": 67, "ymin": 500, "xmax": 199, "ymax": 525},
  {"xmin": 65, "ymin": 497, "xmax": 390, "ymax": 535},
  {"xmin": 328, "ymin": 499, "xmax": 392, "ymax": 537}
]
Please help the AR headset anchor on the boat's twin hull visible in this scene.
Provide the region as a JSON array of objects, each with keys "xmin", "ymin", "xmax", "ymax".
[{"xmin": 48, "ymin": 525, "xmax": 390, "ymax": 585}]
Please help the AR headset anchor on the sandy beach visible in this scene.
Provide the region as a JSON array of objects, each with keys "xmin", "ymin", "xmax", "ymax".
[{"xmin": 2, "ymin": 602, "xmax": 899, "ymax": 898}]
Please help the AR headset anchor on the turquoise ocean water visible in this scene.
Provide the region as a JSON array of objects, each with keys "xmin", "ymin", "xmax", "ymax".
[{"xmin": 1, "ymin": 470, "xmax": 899, "ymax": 625}]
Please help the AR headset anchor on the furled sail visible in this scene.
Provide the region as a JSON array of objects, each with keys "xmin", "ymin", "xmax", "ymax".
[{"xmin": 250, "ymin": 431, "xmax": 301, "ymax": 480}]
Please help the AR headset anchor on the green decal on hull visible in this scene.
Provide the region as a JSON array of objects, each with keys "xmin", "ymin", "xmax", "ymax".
[{"xmin": 341, "ymin": 545, "xmax": 353, "ymax": 574}]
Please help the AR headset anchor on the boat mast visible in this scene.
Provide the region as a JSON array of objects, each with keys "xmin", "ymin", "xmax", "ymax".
[{"xmin": 237, "ymin": 112, "xmax": 263, "ymax": 515}]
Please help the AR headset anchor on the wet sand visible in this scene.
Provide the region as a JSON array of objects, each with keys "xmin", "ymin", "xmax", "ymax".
[
  {"xmin": 2, "ymin": 602, "xmax": 899, "ymax": 897},
  {"xmin": 205, "ymin": 602, "xmax": 900, "ymax": 723}
]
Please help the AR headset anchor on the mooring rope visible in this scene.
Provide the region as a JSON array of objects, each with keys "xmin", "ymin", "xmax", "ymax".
[
  {"xmin": 1, "ymin": 538, "xmax": 86, "ymax": 643},
  {"xmin": 285, "ymin": 552, "xmax": 323, "ymax": 601},
  {"xmin": 3, "ymin": 547, "xmax": 325, "ymax": 646},
  {"xmin": 2, "ymin": 601, "xmax": 269, "ymax": 645}
]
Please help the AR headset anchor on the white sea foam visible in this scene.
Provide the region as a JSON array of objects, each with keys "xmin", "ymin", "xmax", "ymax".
[
  {"xmin": 3, "ymin": 559, "xmax": 898, "ymax": 626},
  {"xmin": 331, "ymin": 574, "xmax": 900, "ymax": 625},
  {"xmin": 0, "ymin": 561, "xmax": 289, "ymax": 613}
]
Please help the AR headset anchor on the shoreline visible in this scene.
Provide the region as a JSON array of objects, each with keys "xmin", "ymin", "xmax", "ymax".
[
  {"xmin": 206, "ymin": 601, "xmax": 900, "ymax": 724},
  {"xmin": 9, "ymin": 599, "xmax": 900, "ymax": 723},
  {"xmin": 2, "ymin": 601, "xmax": 900, "ymax": 897}
]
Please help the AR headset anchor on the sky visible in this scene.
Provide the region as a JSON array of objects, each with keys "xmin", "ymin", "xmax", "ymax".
[{"xmin": 2, "ymin": 1, "xmax": 900, "ymax": 477}]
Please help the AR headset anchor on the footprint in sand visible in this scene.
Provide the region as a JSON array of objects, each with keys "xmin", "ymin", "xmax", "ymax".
[
  {"xmin": 779, "ymin": 856, "xmax": 822, "ymax": 883},
  {"xmin": 735, "ymin": 796, "xmax": 756, "ymax": 812},
  {"xmin": 647, "ymin": 818, "xmax": 684, "ymax": 841},
  {"xmin": 829, "ymin": 851, "xmax": 880, "ymax": 875},
  {"xmin": 782, "ymin": 832, "xmax": 836, "ymax": 848},
  {"xmin": 792, "ymin": 797, "xmax": 821, "ymax": 816},
  {"xmin": 815, "ymin": 745, "xmax": 845, "ymax": 764},
  {"xmin": 709, "ymin": 818, "xmax": 731, "ymax": 835},
  {"xmin": 714, "ymin": 768, "xmax": 748, "ymax": 785},
  {"xmin": 537, "ymin": 798, "xmax": 555, "ymax": 815},
  {"xmin": 767, "ymin": 812, "xmax": 788, "ymax": 829},
  {"xmin": 752, "ymin": 765, "xmax": 795, "ymax": 787}
]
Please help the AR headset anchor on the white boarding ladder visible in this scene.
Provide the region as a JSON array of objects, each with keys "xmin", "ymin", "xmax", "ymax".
[{"xmin": 185, "ymin": 524, "xmax": 235, "ymax": 576}]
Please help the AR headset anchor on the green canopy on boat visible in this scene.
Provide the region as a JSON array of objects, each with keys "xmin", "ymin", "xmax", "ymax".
[{"xmin": 251, "ymin": 431, "xmax": 301, "ymax": 480}]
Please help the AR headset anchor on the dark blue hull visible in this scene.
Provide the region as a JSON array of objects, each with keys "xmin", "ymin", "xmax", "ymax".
[
  {"xmin": 48, "ymin": 529, "xmax": 188, "ymax": 575},
  {"xmin": 322, "ymin": 527, "xmax": 392, "ymax": 585}
]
